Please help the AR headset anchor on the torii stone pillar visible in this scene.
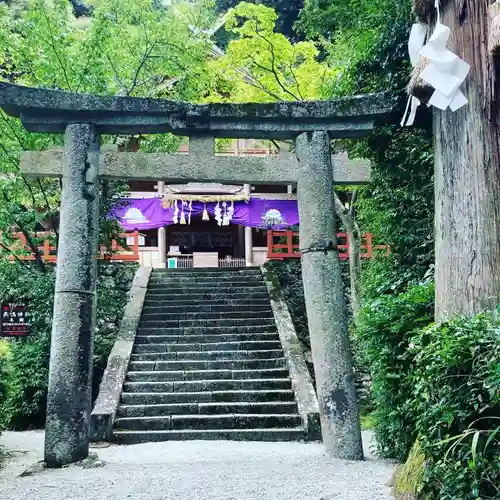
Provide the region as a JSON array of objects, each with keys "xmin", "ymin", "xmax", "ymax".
[
  {"xmin": 296, "ymin": 131, "xmax": 363, "ymax": 460},
  {"xmin": 0, "ymin": 81, "xmax": 393, "ymax": 465},
  {"xmin": 44, "ymin": 124, "xmax": 101, "ymax": 467}
]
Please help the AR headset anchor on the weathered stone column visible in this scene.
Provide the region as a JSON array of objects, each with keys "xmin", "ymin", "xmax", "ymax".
[
  {"xmin": 157, "ymin": 181, "xmax": 167, "ymax": 268},
  {"xmin": 295, "ymin": 131, "xmax": 363, "ymax": 460},
  {"xmin": 244, "ymin": 184, "xmax": 253, "ymax": 266},
  {"xmin": 44, "ymin": 124, "xmax": 100, "ymax": 468}
]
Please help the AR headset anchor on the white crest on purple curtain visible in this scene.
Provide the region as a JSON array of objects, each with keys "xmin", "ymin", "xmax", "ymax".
[
  {"xmin": 262, "ymin": 208, "xmax": 285, "ymax": 227},
  {"xmin": 124, "ymin": 207, "xmax": 149, "ymax": 224}
]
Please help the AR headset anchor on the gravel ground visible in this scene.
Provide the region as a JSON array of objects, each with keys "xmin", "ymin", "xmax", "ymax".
[{"xmin": 0, "ymin": 431, "xmax": 394, "ymax": 500}]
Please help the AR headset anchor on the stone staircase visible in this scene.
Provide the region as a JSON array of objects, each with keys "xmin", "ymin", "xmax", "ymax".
[{"xmin": 112, "ymin": 267, "xmax": 306, "ymax": 443}]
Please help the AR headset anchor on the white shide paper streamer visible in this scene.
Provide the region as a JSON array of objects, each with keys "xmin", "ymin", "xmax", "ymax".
[{"xmin": 401, "ymin": 0, "xmax": 470, "ymax": 126}]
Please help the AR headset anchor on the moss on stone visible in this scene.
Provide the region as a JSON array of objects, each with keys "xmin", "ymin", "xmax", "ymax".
[{"xmin": 392, "ymin": 440, "xmax": 428, "ymax": 500}]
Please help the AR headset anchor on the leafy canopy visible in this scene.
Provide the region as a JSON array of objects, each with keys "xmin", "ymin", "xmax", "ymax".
[
  {"xmin": 0, "ymin": 0, "xmax": 217, "ymax": 264},
  {"xmin": 207, "ymin": 1, "xmax": 336, "ymax": 103}
]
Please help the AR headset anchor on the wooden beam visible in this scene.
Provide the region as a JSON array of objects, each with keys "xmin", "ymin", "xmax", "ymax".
[{"xmin": 20, "ymin": 151, "xmax": 371, "ymax": 185}]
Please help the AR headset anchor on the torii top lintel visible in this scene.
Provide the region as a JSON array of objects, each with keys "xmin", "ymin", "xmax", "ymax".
[{"xmin": 0, "ymin": 82, "xmax": 394, "ymax": 140}]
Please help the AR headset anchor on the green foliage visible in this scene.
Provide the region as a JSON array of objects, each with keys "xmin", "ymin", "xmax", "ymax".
[
  {"xmin": 0, "ymin": 340, "xmax": 11, "ymax": 431},
  {"xmin": 410, "ymin": 314, "xmax": 500, "ymax": 499},
  {"xmin": 356, "ymin": 282, "xmax": 435, "ymax": 460},
  {"xmin": 392, "ymin": 440, "xmax": 429, "ymax": 500},
  {"xmin": 0, "ymin": 0, "xmax": 217, "ymax": 265},
  {"xmin": 0, "ymin": 261, "xmax": 136, "ymax": 429},
  {"xmin": 299, "ymin": 0, "xmax": 434, "ymax": 288},
  {"xmin": 215, "ymin": 0, "xmax": 303, "ymax": 41},
  {"xmin": 207, "ymin": 2, "xmax": 336, "ymax": 103}
]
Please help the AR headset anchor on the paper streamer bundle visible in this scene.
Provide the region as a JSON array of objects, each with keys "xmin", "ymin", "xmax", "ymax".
[{"xmin": 402, "ymin": 0, "xmax": 470, "ymax": 126}]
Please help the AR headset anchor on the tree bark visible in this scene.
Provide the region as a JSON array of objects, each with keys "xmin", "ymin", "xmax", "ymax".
[
  {"xmin": 334, "ymin": 191, "xmax": 361, "ymax": 319},
  {"xmin": 434, "ymin": 1, "xmax": 500, "ymax": 321}
]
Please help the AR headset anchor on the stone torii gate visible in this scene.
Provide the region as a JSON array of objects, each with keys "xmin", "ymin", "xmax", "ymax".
[{"xmin": 0, "ymin": 82, "xmax": 392, "ymax": 467}]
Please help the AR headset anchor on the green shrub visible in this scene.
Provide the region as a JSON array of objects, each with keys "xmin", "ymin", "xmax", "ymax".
[
  {"xmin": 410, "ymin": 314, "xmax": 500, "ymax": 500},
  {"xmin": 0, "ymin": 261, "xmax": 136, "ymax": 430},
  {"xmin": 356, "ymin": 281, "xmax": 435, "ymax": 460},
  {"xmin": 0, "ymin": 340, "xmax": 11, "ymax": 431}
]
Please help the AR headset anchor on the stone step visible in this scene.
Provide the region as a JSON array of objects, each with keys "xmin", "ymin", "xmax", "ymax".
[
  {"xmin": 137, "ymin": 325, "xmax": 277, "ymax": 336},
  {"xmin": 133, "ymin": 341, "xmax": 282, "ymax": 353},
  {"xmin": 139, "ymin": 318, "xmax": 275, "ymax": 329},
  {"xmin": 116, "ymin": 401, "xmax": 298, "ymax": 417},
  {"xmin": 123, "ymin": 378, "xmax": 292, "ymax": 393},
  {"xmin": 142, "ymin": 304, "xmax": 272, "ymax": 313},
  {"xmin": 144, "ymin": 291, "xmax": 269, "ymax": 301},
  {"xmin": 113, "ymin": 428, "xmax": 305, "ymax": 444},
  {"xmin": 147, "ymin": 284, "xmax": 268, "ymax": 293},
  {"xmin": 120, "ymin": 389, "xmax": 296, "ymax": 405},
  {"xmin": 143, "ymin": 298, "xmax": 272, "ymax": 308},
  {"xmin": 149, "ymin": 276, "xmax": 264, "ymax": 284},
  {"xmin": 152, "ymin": 268, "xmax": 260, "ymax": 275},
  {"xmin": 128, "ymin": 358, "xmax": 287, "ymax": 372},
  {"xmin": 134, "ymin": 333, "xmax": 280, "ymax": 344},
  {"xmin": 140, "ymin": 311, "xmax": 273, "ymax": 321},
  {"xmin": 115, "ymin": 414, "xmax": 302, "ymax": 431},
  {"xmin": 130, "ymin": 349, "xmax": 284, "ymax": 362},
  {"xmin": 126, "ymin": 368, "xmax": 290, "ymax": 382},
  {"xmin": 149, "ymin": 278, "xmax": 264, "ymax": 287},
  {"xmin": 151, "ymin": 273, "xmax": 262, "ymax": 278}
]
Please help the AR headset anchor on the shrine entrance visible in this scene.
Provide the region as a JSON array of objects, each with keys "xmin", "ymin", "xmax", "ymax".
[{"xmin": 0, "ymin": 81, "xmax": 392, "ymax": 467}]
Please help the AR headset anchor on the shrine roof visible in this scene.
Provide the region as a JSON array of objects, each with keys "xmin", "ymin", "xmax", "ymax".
[{"xmin": 0, "ymin": 82, "xmax": 395, "ymax": 140}]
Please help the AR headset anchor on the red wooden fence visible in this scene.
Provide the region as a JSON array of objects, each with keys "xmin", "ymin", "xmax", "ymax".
[
  {"xmin": 267, "ymin": 230, "xmax": 390, "ymax": 260},
  {"xmin": 2, "ymin": 231, "xmax": 140, "ymax": 263}
]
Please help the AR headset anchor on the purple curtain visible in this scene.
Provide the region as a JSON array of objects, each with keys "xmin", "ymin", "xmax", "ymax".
[{"xmin": 110, "ymin": 198, "xmax": 299, "ymax": 231}]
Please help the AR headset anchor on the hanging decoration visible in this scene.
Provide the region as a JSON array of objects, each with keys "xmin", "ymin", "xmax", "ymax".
[
  {"xmin": 402, "ymin": 0, "xmax": 470, "ymax": 127},
  {"xmin": 187, "ymin": 201, "xmax": 193, "ymax": 225},
  {"xmin": 172, "ymin": 200, "xmax": 179, "ymax": 224},
  {"xmin": 179, "ymin": 201, "xmax": 186, "ymax": 225},
  {"xmin": 214, "ymin": 202, "xmax": 222, "ymax": 226},
  {"xmin": 161, "ymin": 193, "xmax": 250, "ymax": 203},
  {"xmin": 202, "ymin": 203, "xmax": 210, "ymax": 221},
  {"xmin": 221, "ymin": 202, "xmax": 229, "ymax": 226}
]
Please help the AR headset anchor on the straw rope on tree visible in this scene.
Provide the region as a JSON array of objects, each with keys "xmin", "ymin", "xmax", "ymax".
[
  {"xmin": 406, "ymin": 56, "xmax": 434, "ymax": 104},
  {"xmin": 412, "ymin": 0, "xmax": 435, "ymax": 24},
  {"xmin": 489, "ymin": 1, "xmax": 500, "ymax": 55}
]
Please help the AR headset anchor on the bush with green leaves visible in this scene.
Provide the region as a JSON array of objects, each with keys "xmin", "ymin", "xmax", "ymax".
[
  {"xmin": 0, "ymin": 261, "xmax": 136, "ymax": 430},
  {"xmin": 356, "ymin": 281, "xmax": 435, "ymax": 460},
  {"xmin": 0, "ymin": 340, "xmax": 11, "ymax": 432},
  {"xmin": 409, "ymin": 314, "xmax": 500, "ymax": 499}
]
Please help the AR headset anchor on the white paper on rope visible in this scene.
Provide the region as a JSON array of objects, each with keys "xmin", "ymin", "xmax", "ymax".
[
  {"xmin": 401, "ymin": 3, "xmax": 470, "ymax": 126},
  {"xmin": 409, "ymin": 23, "xmax": 428, "ymax": 65}
]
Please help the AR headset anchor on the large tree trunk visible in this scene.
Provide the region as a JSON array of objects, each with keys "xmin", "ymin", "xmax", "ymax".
[
  {"xmin": 434, "ymin": 1, "xmax": 500, "ymax": 321},
  {"xmin": 334, "ymin": 191, "xmax": 361, "ymax": 318},
  {"xmin": 346, "ymin": 221, "xmax": 361, "ymax": 318}
]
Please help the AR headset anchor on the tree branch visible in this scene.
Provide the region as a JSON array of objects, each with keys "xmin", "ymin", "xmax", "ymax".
[
  {"xmin": 36, "ymin": 178, "xmax": 59, "ymax": 243},
  {"xmin": 288, "ymin": 47, "xmax": 304, "ymax": 99},
  {"xmin": 38, "ymin": 8, "xmax": 73, "ymax": 91},
  {"xmin": 334, "ymin": 191, "xmax": 350, "ymax": 227},
  {"xmin": 127, "ymin": 40, "xmax": 158, "ymax": 96},
  {"xmin": 253, "ymin": 30, "xmax": 301, "ymax": 101},
  {"xmin": 1, "ymin": 190, "xmax": 47, "ymax": 273},
  {"xmin": 0, "ymin": 241, "xmax": 29, "ymax": 268}
]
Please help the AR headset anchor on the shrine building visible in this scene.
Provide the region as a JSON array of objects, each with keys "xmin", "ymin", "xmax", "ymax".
[{"xmin": 115, "ymin": 138, "xmax": 300, "ymax": 269}]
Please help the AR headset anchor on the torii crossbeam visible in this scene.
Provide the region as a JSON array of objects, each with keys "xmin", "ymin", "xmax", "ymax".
[{"xmin": 0, "ymin": 82, "xmax": 393, "ymax": 467}]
